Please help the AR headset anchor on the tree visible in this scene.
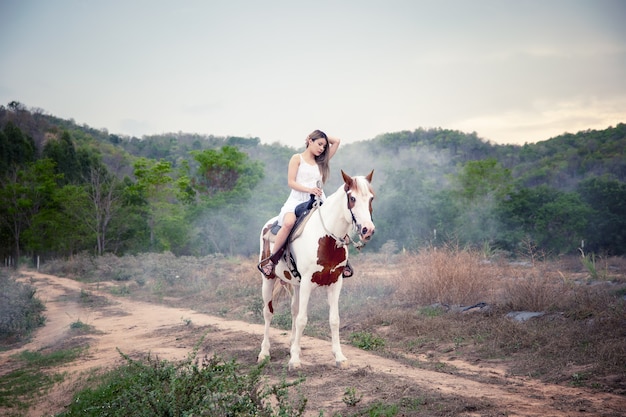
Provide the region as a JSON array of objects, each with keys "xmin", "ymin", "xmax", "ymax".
[
  {"xmin": 577, "ymin": 176, "xmax": 626, "ymax": 255},
  {"xmin": 132, "ymin": 158, "xmax": 179, "ymax": 251},
  {"xmin": 25, "ymin": 185, "xmax": 91, "ymax": 257},
  {"xmin": 86, "ymin": 166, "xmax": 125, "ymax": 255},
  {"xmin": 105, "ymin": 176, "xmax": 151, "ymax": 254},
  {"xmin": 190, "ymin": 145, "xmax": 263, "ymax": 200},
  {"xmin": 449, "ymin": 158, "xmax": 514, "ymax": 247},
  {"xmin": 454, "ymin": 158, "xmax": 512, "ymax": 202},
  {"xmin": 185, "ymin": 146, "xmax": 264, "ymax": 255},
  {"xmin": 46, "ymin": 166, "xmax": 125, "ymax": 256},
  {"xmin": 42, "ymin": 131, "xmax": 83, "ymax": 184},
  {"xmin": 0, "ymin": 159, "xmax": 62, "ymax": 266},
  {"xmin": 533, "ymin": 192, "xmax": 590, "ymax": 253},
  {"xmin": 0, "ymin": 121, "xmax": 36, "ymax": 175},
  {"xmin": 496, "ymin": 185, "xmax": 591, "ymax": 254}
]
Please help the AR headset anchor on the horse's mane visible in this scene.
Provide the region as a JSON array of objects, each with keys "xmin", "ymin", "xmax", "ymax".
[
  {"xmin": 324, "ymin": 175, "xmax": 370, "ymax": 206},
  {"xmin": 352, "ymin": 175, "xmax": 374, "ymax": 196}
]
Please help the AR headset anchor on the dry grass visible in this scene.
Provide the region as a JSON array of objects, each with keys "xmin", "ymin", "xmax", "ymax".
[
  {"xmin": 501, "ymin": 264, "xmax": 564, "ymax": 311},
  {"xmin": 39, "ymin": 248, "xmax": 626, "ymax": 394},
  {"xmin": 344, "ymin": 248, "xmax": 626, "ymax": 392},
  {"xmin": 394, "ymin": 244, "xmax": 498, "ymax": 306}
]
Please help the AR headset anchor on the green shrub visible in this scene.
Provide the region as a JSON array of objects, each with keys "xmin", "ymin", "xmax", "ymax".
[
  {"xmin": 57, "ymin": 346, "xmax": 306, "ymax": 417},
  {"xmin": 113, "ymin": 271, "xmax": 132, "ymax": 281},
  {"xmin": 342, "ymin": 387, "xmax": 362, "ymax": 407},
  {"xmin": 0, "ymin": 273, "xmax": 46, "ymax": 344},
  {"xmin": 349, "ymin": 331, "xmax": 385, "ymax": 351}
]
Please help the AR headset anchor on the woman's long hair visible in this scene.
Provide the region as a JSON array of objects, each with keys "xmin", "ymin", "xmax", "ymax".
[{"xmin": 306, "ymin": 129, "xmax": 330, "ymax": 183}]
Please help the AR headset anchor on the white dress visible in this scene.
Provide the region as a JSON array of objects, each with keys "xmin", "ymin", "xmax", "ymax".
[{"xmin": 277, "ymin": 154, "xmax": 325, "ymax": 225}]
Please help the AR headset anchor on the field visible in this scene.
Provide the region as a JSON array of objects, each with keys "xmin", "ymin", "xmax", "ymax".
[{"xmin": 1, "ymin": 247, "xmax": 626, "ymax": 416}]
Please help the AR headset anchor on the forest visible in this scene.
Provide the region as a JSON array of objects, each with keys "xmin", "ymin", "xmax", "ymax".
[{"xmin": 1, "ymin": 100, "xmax": 625, "ymax": 266}]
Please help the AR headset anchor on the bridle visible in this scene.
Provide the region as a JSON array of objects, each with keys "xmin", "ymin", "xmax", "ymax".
[{"xmin": 315, "ymin": 187, "xmax": 369, "ymax": 251}]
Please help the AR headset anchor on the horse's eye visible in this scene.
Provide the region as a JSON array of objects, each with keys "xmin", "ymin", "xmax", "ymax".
[{"xmin": 350, "ymin": 196, "xmax": 356, "ymax": 203}]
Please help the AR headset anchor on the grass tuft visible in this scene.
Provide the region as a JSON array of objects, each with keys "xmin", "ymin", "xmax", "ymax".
[{"xmin": 0, "ymin": 347, "xmax": 83, "ymax": 411}]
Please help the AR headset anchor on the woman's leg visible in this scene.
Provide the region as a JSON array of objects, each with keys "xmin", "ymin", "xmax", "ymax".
[
  {"xmin": 343, "ymin": 260, "xmax": 353, "ymax": 277},
  {"xmin": 259, "ymin": 213, "xmax": 296, "ymax": 276},
  {"xmin": 271, "ymin": 213, "xmax": 295, "ymax": 256}
]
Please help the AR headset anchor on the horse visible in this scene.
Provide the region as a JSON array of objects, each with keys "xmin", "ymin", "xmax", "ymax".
[{"xmin": 258, "ymin": 170, "xmax": 375, "ymax": 370}]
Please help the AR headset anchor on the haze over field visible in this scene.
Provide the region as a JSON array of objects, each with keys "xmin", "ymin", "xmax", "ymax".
[{"xmin": 1, "ymin": 0, "xmax": 624, "ymax": 147}]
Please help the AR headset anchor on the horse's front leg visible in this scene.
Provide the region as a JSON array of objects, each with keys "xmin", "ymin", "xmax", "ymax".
[
  {"xmin": 258, "ymin": 277, "xmax": 275, "ymax": 362},
  {"xmin": 328, "ymin": 279, "xmax": 348, "ymax": 368},
  {"xmin": 289, "ymin": 281, "xmax": 311, "ymax": 370}
]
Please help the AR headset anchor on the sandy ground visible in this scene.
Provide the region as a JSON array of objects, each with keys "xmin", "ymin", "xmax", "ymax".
[{"xmin": 2, "ymin": 271, "xmax": 625, "ymax": 417}]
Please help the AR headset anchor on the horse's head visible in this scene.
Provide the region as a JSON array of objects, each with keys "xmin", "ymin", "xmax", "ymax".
[{"xmin": 341, "ymin": 170, "xmax": 375, "ymax": 242}]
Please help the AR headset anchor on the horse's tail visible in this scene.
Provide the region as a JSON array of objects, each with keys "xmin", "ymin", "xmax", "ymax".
[{"xmin": 272, "ymin": 280, "xmax": 292, "ymax": 305}]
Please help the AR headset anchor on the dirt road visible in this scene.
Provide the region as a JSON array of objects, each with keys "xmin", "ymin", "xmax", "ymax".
[{"xmin": 2, "ymin": 271, "xmax": 625, "ymax": 416}]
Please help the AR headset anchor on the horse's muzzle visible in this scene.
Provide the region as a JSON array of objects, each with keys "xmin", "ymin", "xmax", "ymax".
[{"xmin": 360, "ymin": 225, "xmax": 375, "ymax": 241}]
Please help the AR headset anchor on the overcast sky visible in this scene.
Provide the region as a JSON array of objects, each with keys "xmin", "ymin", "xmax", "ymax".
[{"xmin": 1, "ymin": 0, "xmax": 624, "ymax": 148}]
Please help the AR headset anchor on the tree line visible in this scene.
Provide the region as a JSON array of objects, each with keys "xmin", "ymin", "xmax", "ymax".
[{"xmin": 1, "ymin": 102, "xmax": 625, "ymax": 267}]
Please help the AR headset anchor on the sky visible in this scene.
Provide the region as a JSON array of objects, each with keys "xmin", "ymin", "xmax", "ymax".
[{"xmin": 1, "ymin": 0, "xmax": 625, "ymax": 148}]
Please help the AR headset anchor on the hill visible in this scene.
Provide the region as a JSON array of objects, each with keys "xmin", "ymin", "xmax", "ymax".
[{"xmin": 1, "ymin": 101, "xmax": 625, "ymax": 261}]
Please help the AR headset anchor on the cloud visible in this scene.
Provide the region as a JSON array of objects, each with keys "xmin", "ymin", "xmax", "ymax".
[
  {"xmin": 118, "ymin": 119, "xmax": 154, "ymax": 138},
  {"xmin": 0, "ymin": 1, "xmax": 624, "ymax": 146},
  {"xmin": 452, "ymin": 95, "xmax": 626, "ymax": 144}
]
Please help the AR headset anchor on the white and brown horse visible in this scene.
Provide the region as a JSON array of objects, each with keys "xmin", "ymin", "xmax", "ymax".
[{"xmin": 258, "ymin": 170, "xmax": 375, "ymax": 370}]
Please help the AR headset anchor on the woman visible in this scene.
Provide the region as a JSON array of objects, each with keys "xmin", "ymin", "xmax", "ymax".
[{"xmin": 258, "ymin": 129, "xmax": 352, "ymax": 278}]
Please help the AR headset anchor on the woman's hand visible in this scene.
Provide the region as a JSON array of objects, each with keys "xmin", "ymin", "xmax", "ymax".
[
  {"xmin": 310, "ymin": 186, "xmax": 323, "ymax": 197},
  {"xmin": 327, "ymin": 136, "xmax": 341, "ymax": 160}
]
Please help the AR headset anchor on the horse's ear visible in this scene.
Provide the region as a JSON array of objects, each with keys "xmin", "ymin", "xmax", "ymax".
[
  {"xmin": 341, "ymin": 170, "xmax": 352, "ymax": 185},
  {"xmin": 341, "ymin": 170, "xmax": 353, "ymax": 191},
  {"xmin": 365, "ymin": 170, "xmax": 374, "ymax": 183}
]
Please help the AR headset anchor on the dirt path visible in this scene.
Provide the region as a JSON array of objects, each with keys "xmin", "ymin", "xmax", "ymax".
[{"xmin": 2, "ymin": 271, "xmax": 625, "ymax": 417}]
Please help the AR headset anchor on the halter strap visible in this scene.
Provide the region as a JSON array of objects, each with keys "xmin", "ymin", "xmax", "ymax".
[{"xmin": 316, "ymin": 192, "xmax": 367, "ymax": 250}]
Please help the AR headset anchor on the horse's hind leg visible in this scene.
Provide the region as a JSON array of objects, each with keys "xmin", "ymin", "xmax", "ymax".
[
  {"xmin": 258, "ymin": 277, "xmax": 275, "ymax": 362},
  {"xmin": 328, "ymin": 281, "xmax": 348, "ymax": 368},
  {"xmin": 288, "ymin": 281, "xmax": 310, "ymax": 370}
]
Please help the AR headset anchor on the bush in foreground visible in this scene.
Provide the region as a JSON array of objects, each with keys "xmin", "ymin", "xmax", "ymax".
[
  {"xmin": 57, "ymin": 345, "xmax": 306, "ymax": 417},
  {"xmin": 0, "ymin": 272, "xmax": 45, "ymax": 345}
]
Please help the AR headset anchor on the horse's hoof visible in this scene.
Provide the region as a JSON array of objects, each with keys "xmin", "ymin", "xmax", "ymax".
[
  {"xmin": 257, "ymin": 354, "xmax": 270, "ymax": 364},
  {"xmin": 336, "ymin": 360, "xmax": 349, "ymax": 369},
  {"xmin": 288, "ymin": 361, "xmax": 301, "ymax": 371}
]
